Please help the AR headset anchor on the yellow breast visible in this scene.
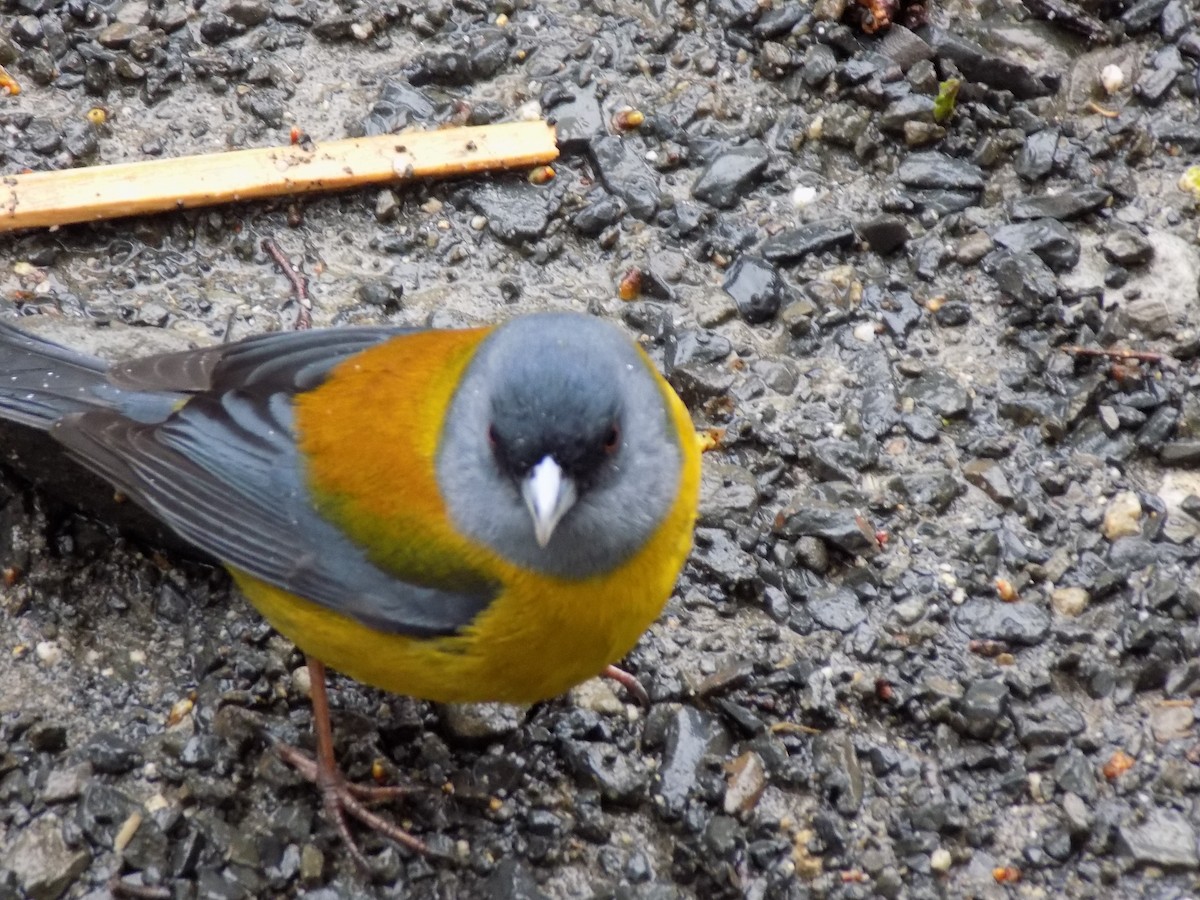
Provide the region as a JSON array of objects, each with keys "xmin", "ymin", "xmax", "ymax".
[{"xmin": 232, "ymin": 328, "xmax": 701, "ymax": 704}]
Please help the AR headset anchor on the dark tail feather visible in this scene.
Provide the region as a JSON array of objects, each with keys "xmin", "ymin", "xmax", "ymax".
[{"xmin": 0, "ymin": 321, "xmax": 113, "ymax": 430}]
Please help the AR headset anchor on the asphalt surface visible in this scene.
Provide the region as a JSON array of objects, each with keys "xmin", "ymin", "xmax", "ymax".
[{"xmin": 4, "ymin": 0, "xmax": 1200, "ymax": 897}]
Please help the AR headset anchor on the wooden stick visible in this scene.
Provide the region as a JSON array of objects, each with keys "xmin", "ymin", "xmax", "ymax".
[{"xmin": 0, "ymin": 121, "xmax": 558, "ymax": 232}]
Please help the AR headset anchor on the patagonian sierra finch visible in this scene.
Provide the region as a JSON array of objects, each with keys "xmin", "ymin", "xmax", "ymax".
[{"xmin": 0, "ymin": 311, "xmax": 702, "ymax": 862}]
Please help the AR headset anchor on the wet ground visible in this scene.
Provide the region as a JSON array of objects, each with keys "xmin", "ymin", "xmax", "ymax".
[{"xmin": 4, "ymin": 0, "xmax": 1200, "ymax": 897}]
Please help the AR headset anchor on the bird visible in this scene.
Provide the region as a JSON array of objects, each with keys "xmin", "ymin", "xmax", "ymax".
[{"xmin": 0, "ymin": 311, "xmax": 701, "ymax": 864}]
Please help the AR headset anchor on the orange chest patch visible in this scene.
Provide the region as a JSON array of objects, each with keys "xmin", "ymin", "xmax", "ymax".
[{"xmin": 291, "ymin": 327, "xmax": 491, "ymax": 581}]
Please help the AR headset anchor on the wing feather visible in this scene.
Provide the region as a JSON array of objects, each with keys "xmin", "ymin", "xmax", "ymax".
[
  {"xmin": 109, "ymin": 327, "xmax": 413, "ymax": 394},
  {"xmin": 53, "ymin": 378, "xmax": 494, "ymax": 638}
]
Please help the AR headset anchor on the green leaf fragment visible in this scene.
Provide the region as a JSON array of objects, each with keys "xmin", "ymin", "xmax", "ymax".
[
  {"xmin": 1179, "ymin": 166, "xmax": 1200, "ymax": 200},
  {"xmin": 933, "ymin": 79, "xmax": 961, "ymax": 124}
]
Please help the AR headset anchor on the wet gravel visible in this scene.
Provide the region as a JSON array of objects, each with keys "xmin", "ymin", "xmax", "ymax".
[{"xmin": 4, "ymin": 0, "xmax": 1200, "ymax": 896}]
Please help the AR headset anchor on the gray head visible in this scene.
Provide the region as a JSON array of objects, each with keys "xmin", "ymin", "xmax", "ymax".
[{"xmin": 437, "ymin": 312, "xmax": 683, "ymax": 580}]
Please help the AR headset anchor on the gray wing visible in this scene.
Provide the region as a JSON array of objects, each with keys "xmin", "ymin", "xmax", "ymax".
[
  {"xmin": 109, "ymin": 326, "xmax": 414, "ymax": 394},
  {"xmin": 55, "ymin": 352, "xmax": 495, "ymax": 639}
]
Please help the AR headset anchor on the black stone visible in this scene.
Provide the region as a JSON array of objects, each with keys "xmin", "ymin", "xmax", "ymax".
[
  {"xmin": 655, "ymin": 707, "xmax": 731, "ymax": 818},
  {"xmin": 919, "ymin": 25, "xmax": 1053, "ymax": 98},
  {"xmin": 1009, "ymin": 188, "xmax": 1110, "ymax": 221},
  {"xmin": 588, "ymin": 136, "xmax": 661, "ymax": 220},
  {"xmin": 855, "ymin": 215, "xmax": 910, "ymax": 254},
  {"xmin": 959, "ymin": 678, "xmax": 1008, "ymax": 739},
  {"xmin": 801, "ymin": 43, "xmax": 837, "ymax": 86},
  {"xmin": 902, "ymin": 367, "xmax": 972, "ymax": 418},
  {"xmin": 754, "ymin": 2, "xmax": 804, "ymax": 38},
  {"xmin": 692, "ymin": 141, "xmax": 769, "ymax": 209},
  {"xmin": 761, "ymin": 220, "xmax": 856, "ymax": 263},
  {"xmin": 934, "ymin": 300, "xmax": 971, "ymax": 326},
  {"xmin": 880, "ymin": 94, "xmax": 936, "ymax": 134},
  {"xmin": 1135, "ymin": 45, "xmax": 1184, "ymax": 104},
  {"xmin": 877, "ymin": 25, "xmax": 934, "ymax": 70},
  {"xmin": 723, "ymin": 255, "xmax": 789, "ymax": 324},
  {"xmin": 76, "ymin": 783, "xmax": 139, "ymax": 848},
  {"xmin": 983, "ymin": 249, "xmax": 1059, "ymax": 304},
  {"xmin": 1122, "ymin": 0, "xmax": 1171, "ymax": 33},
  {"xmin": 807, "ymin": 588, "xmax": 867, "ymax": 632},
  {"xmin": 562, "ymin": 741, "xmax": 648, "ymax": 806},
  {"xmin": 897, "ymin": 152, "xmax": 984, "ymax": 191},
  {"xmin": 198, "ymin": 14, "xmax": 245, "ymax": 43},
  {"xmin": 1161, "ymin": 441, "xmax": 1200, "ymax": 466},
  {"xmin": 1102, "ymin": 229, "xmax": 1154, "ymax": 266},
  {"xmin": 955, "ymin": 599, "xmax": 1050, "ymax": 646},
  {"xmin": 776, "ymin": 503, "xmax": 878, "ymax": 555},
  {"xmin": 484, "ymin": 860, "xmax": 552, "ymax": 900},
  {"xmin": 545, "ymin": 82, "xmax": 604, "ymax": 149},
  {"xmin": 11, "ymin": 16, "xmax": 45, "ymax": 46},
  {"xmin": 1014, "ymin": 696, "xmax": 1086, "ymax": 745},
  {"xmin": 665, "ymin": 329, "xmax": 732, "ymax": 369},
  {"xmin": 991, "ymin": 219, "xmax": 1080, "ymax": 272},
  {"xmin": 361, "ymin": 80, "xmax": 438, "ymax": 135},
  {"xmin": 84, "ymin": 731, "xmax": 142, "ymax": 775},
  {"xmin": 1015, "ymin": 128, "xmax": 1059, "ymax": 181},
  {"xmin": 468, "ymin": 181, "xmax": 555, "ymax": 246}
]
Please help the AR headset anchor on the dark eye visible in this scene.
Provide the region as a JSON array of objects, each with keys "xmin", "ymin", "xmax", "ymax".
[
  {"xmin": 603, "ymin": 423, "xmax": 620, "ymax": 454},
  {"xmin": 487, "ymin": 423, "xmax": 498, "ymax": 447}
]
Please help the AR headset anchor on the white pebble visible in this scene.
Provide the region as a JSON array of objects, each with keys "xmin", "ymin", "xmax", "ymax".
[
  {"xmin": 1100, "ymin": 64, "xmax": 1124, "ymax": 95},
  {"xmin": 791, "ymin": 184, "xmax": 819, "ymax": 208},
  {"xmin": 1052, "ymin": 586, "xmax": 1089, "ymax": 617},
  {"xmin": 930, "ymin": 848, "xmax": 952, "ymax": 872},
  {"xmin": 1102, "ymin": 490, "xmax": 1142, "ymax": 540},
  {"xmin": 35, "ymin": 641, "xmax": 62, "ymax": 666},
  {"xmin": 570, "ymin": 678, "xmax": 625, "ymax": 716},
  {"xmin": 292, "ymin": 665, "xmax": 312, "ymax": 698},
  {"xmin": 517, "ymin": 99, "xmax": 543, "ymax": 121},
  {"xmin": 852, "ymin": 322, "xmax": 877, "ymax": 343},
  {"xmin": 145, "ymin": 793, "xmax": 169, "ymax": 812}
]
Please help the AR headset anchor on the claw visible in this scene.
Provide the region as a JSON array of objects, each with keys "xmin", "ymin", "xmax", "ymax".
[
  {"xmin": 601, "ymin": 663, "xmax": 650, "ymax": 708},
  {"xmin": 274, "ymin": 656, "xmax": 428, "ymax": 868}
]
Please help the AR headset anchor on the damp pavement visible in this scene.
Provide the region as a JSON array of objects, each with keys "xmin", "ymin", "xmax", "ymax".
[{"xmin": 4, "ymin": 0, "xmax": 1200, "ymax": 897}]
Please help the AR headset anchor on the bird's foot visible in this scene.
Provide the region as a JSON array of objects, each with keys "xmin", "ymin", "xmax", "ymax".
[
  {"xmin": 279, "ymin": 656, "xmax": 438, "ymax": 870},
  {"xmin": 601, "ymin": 663, "xmax": 650, "ymax": 707},
  {"xmin": 275, "ymin": 742, "xmax": 427, "ymax": 869}
]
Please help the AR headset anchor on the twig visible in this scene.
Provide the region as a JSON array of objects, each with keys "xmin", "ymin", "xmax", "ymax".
[
  {"xmin": 108, "ymin": 874, "xmax": 171, "ymax": 900},
  {"xmin": 221, "ymin": 306, "xmax": 238, "ymax": 344},
  {"xmin": 1, "ymin": 121, "xmax": 558, "ymax": 232},
  {"xmin": 261, "ymin": 238, "xmax": 312, "ymax": 331},
  {"xmin": 1085, "ymin": 100, "xmax": 1120, "ymax": 119},
  {"xmin": 1062, "ymin": 345, "xmax": 1176, "ymax": 366}
]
